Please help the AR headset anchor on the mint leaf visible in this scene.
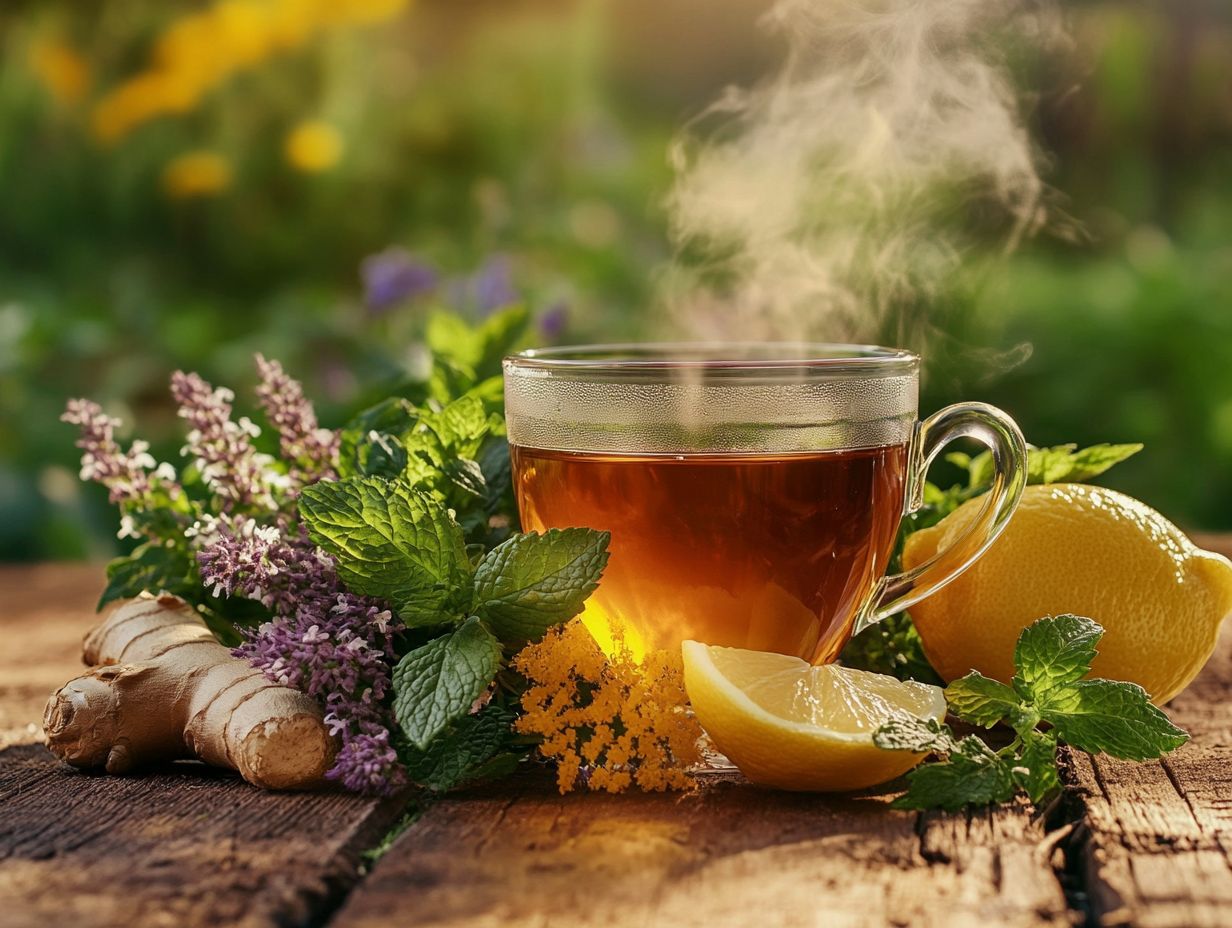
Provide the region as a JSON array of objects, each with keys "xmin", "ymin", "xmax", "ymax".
[
  {"xmin": 1037, "ymin": 680, "xmax": 1189, "ymax": 760},
  {"xmin": 400, "ymin": 704, "xmax": 517, "ymax": 791},
  {"xmin": 1035, "ymin": 443, "xmax": 1143, "ymax": 483},
  {"xmin": 945, "ymin": 672, "xmax": 1021, "ymax": 728},
  {"xmin": 426, "ymin": 306, "xmax": 528, "ymax": 381},
  {"xmin": 471, "ymin": 529, "xmax": 611, "ymax": 643},
  {"xmin": 873, "ymin": 716, "xmax": 959, "ymax": 754},
  {"xmin": 392, "ymin": 617, "xmax": 503, "ymax": 749},
  {"xmin": 476, "ymin": 435, "xmax": 513, "ymax": 513},
  {"xmin": 98, "ymin": 541, "xmax": 197, "ymax": 609},
  {"xmin": 892, "ymin": 751, "xmax": 1017, "ymax": 811},
  {"xmin": 1014, "ymin": 730, "xmax": 1060, "ymax": 803},
  {"xmin": 353, "ymin": 431, "xmax": 409, "ymax": 478},
  {"xmin": 1013, "ymin": 614, "xmax": 1101, "ymax": 698},
  {"xmin": 299, "ymin": 477, "xmax": 471, "ymax": 626},
  {"xmin": 445, "ymin": 456, "xmax": 486, "ymax": 500},
  {"xmin": 338, "ymin": 399, "xmax": 420, "ymax": 478},
  {"xmin": 965, "ymin": 442, "xmax": 1142, "ymax": 490},
  {"xmin": 417, "ymin": 395, "xmax": 491, "ymax": 459}
]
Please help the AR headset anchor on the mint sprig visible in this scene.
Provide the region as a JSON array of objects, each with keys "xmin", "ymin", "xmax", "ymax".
[
  {"xmin": 874, "ymin": 614, "xmax": 1188, "ymax": 811},
  {"xmin": 953, "ymin": 442, "xmax": 1143, "ymax": 491}
]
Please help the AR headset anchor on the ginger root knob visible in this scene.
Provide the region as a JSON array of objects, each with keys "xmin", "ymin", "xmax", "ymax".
[{"xmin": 44, "ymin": 593, "xmax": 335, "ymax": 790}]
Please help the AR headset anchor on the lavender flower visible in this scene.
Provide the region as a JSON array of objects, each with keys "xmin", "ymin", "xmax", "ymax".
[
  {"xmin": 198, "ymin": 517, "xmax": 406, "ymax": 794},
  {"xmin": 361, "ymin": 248, "xmax": 438, "ymax": 313},
  {"xmin": 254, "ymin": 354, "xmax": 339, "ymax": 488},
  {"xmin": 61, "ymin": 398, "xmax": 179, "ymax": 505},
  {"xmin": 171, "ymin": 370, "xmax": 284, "ymax": 512}
]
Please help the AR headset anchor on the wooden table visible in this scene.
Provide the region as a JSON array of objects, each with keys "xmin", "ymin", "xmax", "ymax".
[{"xmin": 3, "ymin": 554, "xmax": 1232, "ymax": 928}]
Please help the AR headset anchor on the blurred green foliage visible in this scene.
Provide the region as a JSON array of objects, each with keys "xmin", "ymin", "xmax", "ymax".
[{"xmin": 1, "ymin": 0, "xmax": 1230, "ymax": 560}]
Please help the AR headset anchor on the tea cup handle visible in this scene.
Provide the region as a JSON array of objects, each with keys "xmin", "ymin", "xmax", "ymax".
[{"xmin": 854, "ymin": 402, "xmax": 1027, "ymax": 634}]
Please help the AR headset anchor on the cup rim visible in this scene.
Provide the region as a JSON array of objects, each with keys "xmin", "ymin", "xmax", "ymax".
[{"xmin": 505, "ymin": 342, "xmax": 919, "ymax": 375}]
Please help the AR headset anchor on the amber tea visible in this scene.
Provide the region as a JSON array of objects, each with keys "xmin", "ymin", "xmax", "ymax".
[
  {"xmin": 503, "ymin": 343, "xmax": 1026, "ymax": 667},
  {"xmin": 513, "ymin": 444, "xmax": 908, "ymax": 663}
]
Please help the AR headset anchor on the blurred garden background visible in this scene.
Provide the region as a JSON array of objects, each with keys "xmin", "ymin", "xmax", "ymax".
[{"xmin": 1, "ymin": 0, "xmax": 1229, "ymax": 561}]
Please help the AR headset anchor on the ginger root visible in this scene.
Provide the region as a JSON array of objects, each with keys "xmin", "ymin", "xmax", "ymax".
[{"xmin": 44, "ymin": 593, "xmax": 334, "ymax": 790}]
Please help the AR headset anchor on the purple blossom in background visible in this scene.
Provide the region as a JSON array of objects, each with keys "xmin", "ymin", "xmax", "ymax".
[
  {"xmin": 537, "ymin": 301, "xmax": 569, "ymax": 341},
  {"xmin": 446, "ymin": 254, "xmax": 518, "ymax": 316},
  {"xmin": 61, "ymin": 399, "xmax": 179, "ymax": 504},
  {"xmin": 361, "ymin": 247, "xmax": 438, "ymax": 314},
  {"xmin": 254, "ymin": 354, "xmax": 339, "ymax": 489},
  {"xmin": 198, "ymin": 517, "xmax": 406, "ymax": 795},
  {"xmin": 470, "ymin": 254, "xmax": 517, "ymax": 314},
  {"xmin": 172, "ymin": 370, "xmax": 283, "ymax": 511}
]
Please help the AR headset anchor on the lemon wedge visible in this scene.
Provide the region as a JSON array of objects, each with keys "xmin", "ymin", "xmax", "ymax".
[{"xmin": 682, "ymin": 641, "xmax": 945, "ymax": 792}]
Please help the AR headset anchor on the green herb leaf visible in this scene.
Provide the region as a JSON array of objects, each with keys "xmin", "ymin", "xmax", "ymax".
[
  {"xmin": 353, "ymin": 431, "xmax": 409, "ymax": 478},
  {"xmin": 399, "ymin": 704, "xmax": 517, "ymax": 791},
  {"xmin": 1014, "ymin": 730, "xmax": 1060, "ymax": 803},
  {"xmin": 471, "ymin": 528, "xmax": 611, "ymax": 643},
  {"xmin": 299, "ymin": 476, "xmax": 471, "ymax": 626},
  {"xmin": 417, "ymin": 395, "xmax": 491, "ymax": 459},
  {"xmin": 98, "ymin": 541, "xmax": 197, "ymax": 609},
  {"xmin": 892, "ymin": 750, "xmax": 1017, "ymax": 811},
  {"xmin": 426, "ymin": 306, "xmax": 528, "ymax": 382},
  {"xmin": 945, "ymin": 672, "xmax": 1022, "ymax": 728},
  {"xmin": 1036, "ymin": 680, "xmax": 1190, "ymax": 760},
  {"xmin": 392, "ymin": 617, "xmax": 504, "ymax": 749},
  {"xmin": 1012, "ymin": 614, "xmax": 1101, "ymax": 698},
  {"xmin": 338, "ymin": 399, "xmax": 420, "ymax": 478},
  {"xmin": 872, "ymin": 715, "xmax": 960, "ymax": 754},
  {"xmin": 966, "ymin": 443, "xmax": 1143, "ymax": 490}
]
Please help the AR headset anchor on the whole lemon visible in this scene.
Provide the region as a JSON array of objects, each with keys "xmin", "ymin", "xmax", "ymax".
[{"xmin": 904, "ymin": 483, "xmax": 1232, "ymax": 704}]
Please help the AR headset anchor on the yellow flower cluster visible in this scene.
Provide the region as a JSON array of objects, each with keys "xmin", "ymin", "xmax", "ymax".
[
  {"xmin": 162, "ymin": 150, "xmax": 232, "ymax": 198},
  {"xmin": 28, "ymin": 40, "xmax": 91, "ymax": 106},
  {"xmin": 513, "ymin": 619, "xmax": 702, "ymax": 793},
  {"xmin": 285, "ymin": 119, "xmax": 343, "ymax": 173},
  {"xmin": 92, "ymin": 0, "xmax": 410, "ymax": 143}
]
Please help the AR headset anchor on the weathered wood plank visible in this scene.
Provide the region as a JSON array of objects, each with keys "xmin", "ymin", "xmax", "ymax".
[
  {"xmin": 1066, "ymin": 532, "xmax": 1232, "ymax": 927},
  {"xmin": 0, "ymin": 744, "xmax": 410, "ymax": 928},
  {"xmin": 332, "ymin": 768, "xmax": 1071, "ymax": 928},
  {"xmin": 0, "ymin": 564, "xmax": 414, "ymax": 928}
]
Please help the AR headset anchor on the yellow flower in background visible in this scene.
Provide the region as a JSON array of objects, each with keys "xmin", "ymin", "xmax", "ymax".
[
  {"xmin": 285, "ymin": 120, "xmax": 343, "ymax": 173},
  {"xmin": 29, "ymin": 40, "xmax": 91, "ymax": 106},
  {"xmin": 162, "ymin": 151, "xmax": 232, "ymax": 199},
  {"xmin": 92, "ymin": 0, "xmax": 412, "ymax": 144}
]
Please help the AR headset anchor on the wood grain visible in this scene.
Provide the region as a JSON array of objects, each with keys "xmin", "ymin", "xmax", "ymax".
[
  {"xmin": 1066, "ymin": 534, "xmax": 1232, "ymax": 928},
  {"xmin": 0, "ymin": 744, "xmax": 409, "ymax": 928},
  {"xmin": 331, "ymin": 769, "xmax": 1071, "ymax": 928},
  {"xmin": 0, "ymin": 564, "xmax": 413, "ymax": 928}
]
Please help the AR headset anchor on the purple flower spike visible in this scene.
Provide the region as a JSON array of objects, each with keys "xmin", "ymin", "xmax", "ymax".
[
  {"xmin": 199, "ymin": 518, "xmax": 407, "ymax": 795},
  {"xmin": 361, "ymin": 248, "xmax": 438, "ymax": 313}
]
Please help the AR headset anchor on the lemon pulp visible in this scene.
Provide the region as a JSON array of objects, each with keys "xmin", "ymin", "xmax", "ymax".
[{"xmin": 682, "ymin": 642, "xmax": 944, "ymax": 792}]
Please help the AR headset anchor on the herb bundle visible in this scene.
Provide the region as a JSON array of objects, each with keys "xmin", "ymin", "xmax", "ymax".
[{"xmin": 64, "ymin": 306, "xmax": 614, "ymax": 794}]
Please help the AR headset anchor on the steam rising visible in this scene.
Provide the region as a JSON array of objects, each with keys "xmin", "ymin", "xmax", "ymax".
[{"xmin": 664, "ymin": 0, "xmax": 1058, "ymax": 343}]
